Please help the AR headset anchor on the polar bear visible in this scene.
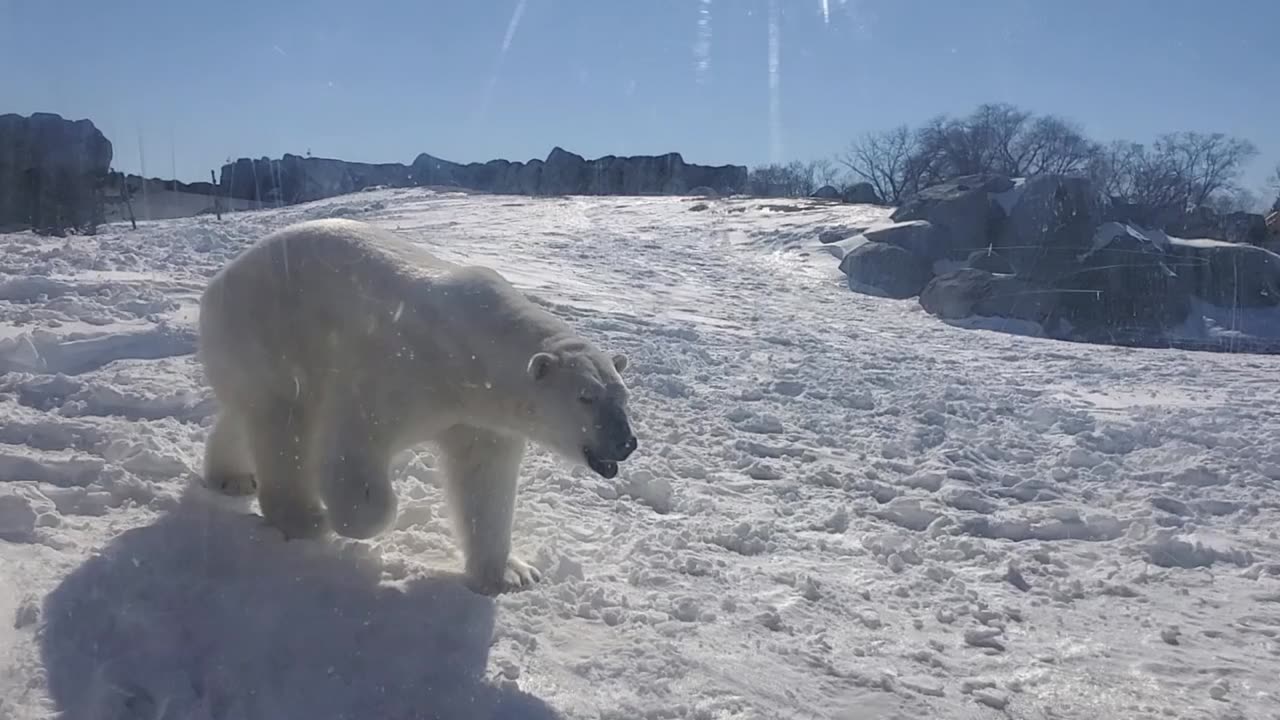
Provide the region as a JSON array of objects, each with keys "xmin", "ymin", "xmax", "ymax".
[{"xmin": 196, "ymin": 218, "xmax": 637, "ymax": 594}]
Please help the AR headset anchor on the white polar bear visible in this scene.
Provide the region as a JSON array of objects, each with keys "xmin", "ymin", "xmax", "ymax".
[{"xmin": 197, "ymin": 218, "xmax": 637, "ymax": 594}]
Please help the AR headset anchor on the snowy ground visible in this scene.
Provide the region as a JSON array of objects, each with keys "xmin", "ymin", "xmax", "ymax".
[{"xmin": 1, "ymin": 188, "xmax": 1278, "ymax": 720}]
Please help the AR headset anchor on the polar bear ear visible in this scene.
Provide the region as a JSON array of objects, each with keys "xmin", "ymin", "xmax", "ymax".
[
  {"xmin": 527, "ymin": 352, "xmax": 557, "ymax": 381},
  {"xmin": 612, "ymin": 353, "xmax": 629, "ymax": 373}
]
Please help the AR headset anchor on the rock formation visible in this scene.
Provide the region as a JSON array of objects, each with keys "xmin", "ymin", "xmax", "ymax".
[
  {"xmin": 218, "ymin": 147, "xmax": 748, "ymax": 203},
  {"xmin": 0, "ymin": 113, "xmax": 112, "ymax": 234}
]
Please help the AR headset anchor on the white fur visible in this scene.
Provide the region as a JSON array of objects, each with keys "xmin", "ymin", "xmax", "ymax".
[{"xmin": 197, "ymin": 218, "xmax": 634, "ymax": 594}]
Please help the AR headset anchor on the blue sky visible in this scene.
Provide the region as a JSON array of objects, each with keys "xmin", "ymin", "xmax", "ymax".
[{"xmin": 2, "ymin": 0, "xmax": 1276, "ymax": 192}]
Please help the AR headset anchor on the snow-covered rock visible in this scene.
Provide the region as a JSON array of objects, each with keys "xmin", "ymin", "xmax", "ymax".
[{"xmin": 1168, "ymin": 236, "xmax": 1280, "ymax": 308}]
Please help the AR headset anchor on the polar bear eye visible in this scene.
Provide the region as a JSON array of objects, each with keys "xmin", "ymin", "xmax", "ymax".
[{"xmin": 578, "ymin": 394, "xmax": 595, "ymax": 405}]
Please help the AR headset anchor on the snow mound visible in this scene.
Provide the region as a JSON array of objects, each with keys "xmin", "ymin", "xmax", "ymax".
[
  {"xmin": 40, "ymin": 490, "xmax": 555, "ymax": 720},
  {"xmin": 0, "ymin": 189, "xmax": 1277, "ymax": 719}
]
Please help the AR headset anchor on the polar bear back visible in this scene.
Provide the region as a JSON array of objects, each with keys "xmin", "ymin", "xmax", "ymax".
[{"xmin": 198, "ymin": 219, "xmax": 576, "ymax": 426}]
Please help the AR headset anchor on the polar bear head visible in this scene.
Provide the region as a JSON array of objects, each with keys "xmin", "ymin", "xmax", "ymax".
[{"xmin": 525, "ymin": 344, "xmax": 636, "ymax": 478}]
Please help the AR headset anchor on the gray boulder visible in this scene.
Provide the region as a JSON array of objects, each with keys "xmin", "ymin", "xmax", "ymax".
[
  {"xmin": 1170, "ymin": 208, "xmax": 1269, "ymax": 246},
  {"xmin": 863, "ymin": 221, "xmax": 947, "ymax": 260},
  {"xmin": 1168, "ymin": 238, "xmax": 1280, "ymax": 308},
  {"xmin": 842, "ymin": 182, "xmax": 882, "ymax": 205},
  {"xmin": 839, "ymin": 243, "xmax": 934, "ymax": 299},
  {"xmin": 1103, "ymin": 197, "xmax": 1183, "ymax": 230},
  {"xmin": 0, "ymin": 112, "xmax": 113, "ymax": 234},
  {"xmin": 1056, "ymin": 223, "xmax": 1191, "ymax": 336},
  {"xmin": 811, "ymin": 185, "xmax": 841, "ymax": 200},
  {"xmin": 1230, "ymin": 212, "xmax": 1270, "ymax": 245},
  {"xmin": 818, "ymin": 227, "xmax": 860, "ymax": 244},
  {"xmin": 892, "ymin": 174, "xmax": 1012, "ymax": 260},
  {"xmin": 920, "ymin": 269, "xmax": 1057, "ymax": 325},
  {"xmin": 966, "ymin": 249, "xmax": 1014, "ymax": 274},
  {"xmin": 995, "ymin": 174, "xmax": 1104, "ymax": 281}
]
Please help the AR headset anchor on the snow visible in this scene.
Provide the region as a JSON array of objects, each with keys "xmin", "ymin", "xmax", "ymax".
[
  {"xmin": 1088, "ymin": 221, "xmax": 1172, "ymax": 256},
  {"xmin": 1, "ymin": 189, "xmax": 1279, "ymax": 719},
  {"xmin": 1171, "ymin": 297, "xmax": 1280, "ymax": 344}
]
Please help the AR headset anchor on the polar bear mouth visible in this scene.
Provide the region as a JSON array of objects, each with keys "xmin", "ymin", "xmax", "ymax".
[{"xmin": 583, "ymin": 447, "xmax": 619, "ymax": 479}]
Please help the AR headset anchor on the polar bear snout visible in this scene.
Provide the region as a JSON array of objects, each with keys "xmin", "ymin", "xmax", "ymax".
[
  {"xmin": 594, "ymin": 407, "xmax": 637, "ymax": 461},
  {"xmin": 582, "ymin": 416, "xmax": 637, "ymax": 479},
  {"xmin": 613, "ymin": 433, "xmax": 639, "ymax": 460}
]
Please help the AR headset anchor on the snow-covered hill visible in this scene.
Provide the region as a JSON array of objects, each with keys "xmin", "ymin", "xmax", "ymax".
[{"xmin": 1, "ymin": 188, "xmax": 1277, "ymax": 719}]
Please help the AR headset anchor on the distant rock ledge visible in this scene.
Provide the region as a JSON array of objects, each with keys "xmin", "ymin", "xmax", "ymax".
[
  {"xmin": 0, "ymin": 113, "xmax": 113, "ymax": 234},
  {"xmin": 218, "ymin": 147, "xmax": 749, "ymax": 205}
]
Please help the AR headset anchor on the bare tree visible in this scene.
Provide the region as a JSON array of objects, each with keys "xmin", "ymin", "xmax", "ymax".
[
  {"xmin": 1089, "ymin": 133, "xmax": 1258, "ymax": 219},
  {"xmin": 749, "ymin": 161, "xmax": 819, "ymax": 197},
  {"xmin": 913, "ymin": 104, "xmax": 1100, "ymax": 179},
  {"xmin": 1155, "ymin": 131, "xmax": 1258, "ymax": 209},
  {"xmin": 1206, "ymin": 187, "xmax": 1259, "ymax": 214},
  {"xmin": 811, "ymin": 158, "xmax": 842, "ymax": 188},
  {"xmin": 845, "ymin": 104, "xmax": 1100, "ymax": 202},
  {"xmin": 838, "ymin": 125, "xmax": 921, "ymax": 203},
  {"xmin": 1269, "ymin": 163, "xmax": 1280, "ymax": 212},
  {"xmin": 1015, "ymin": 116, "xmax": 1098, "ymax": 176},
  {"xmin": 910, "ymin": 104, "xmax": 1032, "ymax": 180}
]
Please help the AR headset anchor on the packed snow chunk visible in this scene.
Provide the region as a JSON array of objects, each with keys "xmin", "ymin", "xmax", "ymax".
[
  {"xmin": 1167, "ymin": 466, "xmax": 1227, "ymax": 488},
  {"xmin": 102, "ymin": 436, "xmax": 192, "ymax": 478},
  {"xmin": 710, "ymin": 521, "xmax": 774, "ymax": 555},
  {"xmin": 973, "ymin": 689, "xmax": 1010, "ymax": 710},
  {"xmin": 899, "ymin": 676, "xmax": 945, "ymax": 697},
  {"xmin": 871, "ymin": 497, "xmax": 945, "ymax": 532},
  {"xmin": 0, "ymin": 445, "xmax": 105, "ymax": 487},
  {"xmin": 732, "ymin": 412, "xmax": 785, "ymax": 434},
  {"xmin": 620, "ymin": 468, "xmax": 675, "ymax": 514},
  {"xmin": 0, "ymin": 483, "xmax": 57, "ymax": 541},
  {"xmin": 901, "ymin": 470, "xmax": 945, "ymax": 492},
  {"xmin": 1146, "ymin": 531, "xmax": 1255, "ymax": 569},
  {"xmin": 958, "ymin": 509, "xmax": 1124, "ymax": 542},
  {"xmin": 1064, "ymin": 447, "xmax": 1105, "ymax": 468},
  {"xmin": 0, "ymin": 325, "xmax": 197, "ymax": 376},
  {"xmin": 964, "ymin": 627, "xmax": 1006, "ymax": 651},
  {"xmin": 940, "ymin": 485, "xmax": 998, "ymax": 514},
  {"xmin": 0, "ymin": 488, "xmax": 38, "ymax": 541},
  {"xmin": 0, "ymin": 274, "xmax": 77, "ymax": 301},
  {"xmin": 0, "ymin": 333, "xmax": 44, "ymax": 373}
]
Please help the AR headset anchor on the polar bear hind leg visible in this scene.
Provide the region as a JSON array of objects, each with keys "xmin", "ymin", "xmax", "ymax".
[
  {"xmin": 245, "ymin": 398, "xmax": 329, "ymax": 540},
  {"xmin": 436, "ymin": 424, "xmax": 540, "ymax": 595},
  {"xmin": 315, "ymin": 409, "xmax": 397, "ymax": 540}
]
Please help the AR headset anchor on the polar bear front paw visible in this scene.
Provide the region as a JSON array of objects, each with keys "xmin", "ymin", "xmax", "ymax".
[
  {"xmin": 260, "ymin": 498, "xmax": 329, "ymax": 541},
  {"xmin": 504, "ymin": 555, "xmax": 542, "ymax": 589},
  {"xmin": 469, "ymin": 555, "xmax": 543, "ymax": 596}
]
